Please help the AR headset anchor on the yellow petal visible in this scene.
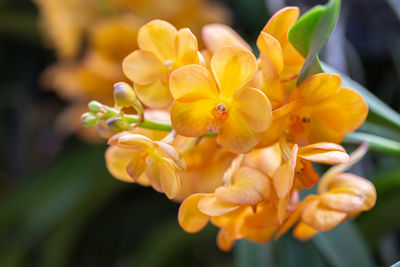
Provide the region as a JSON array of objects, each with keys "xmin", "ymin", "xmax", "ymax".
[
  {"xmin": 134, "ymin": 78, "xmax": 173, "ymax": 109},
  {"xmin": 159, "ymin": 159, "xmax": 181, "ymax": 199},
  {"xmin": 257, "ymin": 32, "xmax": 284, "ymax": 73},
  {"xmin": 178, "ymin": 193, "xmax": 210, "ymax": 233},
  {"xmin": 108, "ymin": 133, "xmax": 154, "ymax": 150},
  {"xmin": 298, "ymin": 142, "xmax": 350, "ymax": 164},
  {"xmin": 277, "ymin": 195, "xmax": 289, "ymax": 224},
  {"xmin": 302, "ymin": 199, "xmax": 347, "ymax": 231},
  {"xmin": 105, "ymin": 146, "xmax": 135, "ymax": 183},
  {"xmin": 171, "ymin": 98, "xmax": 215, "ymax": 137},
  {"xmin": 215, "ymin": 167, "xmax": 271, "ymax": 205},
  {"xmin": 218, "ymin": 108, "xmax": 262, "ymax": 154},
  {"xmin": 175, "ymin": 28, "xmax": 199, "ymax": 66},
  {"xmin": 202, "ymin": 24, "xmax": 251, "ymax": 53},
  {"xmin": 122, "ymin": 50, "xmax": 165, "ymax": 85},
  {"xmin": 242, "ymin": 224, "xmax": 277, "ymax": 243},
  {"xmin": 257, "ymin": 115, "xmax": 288, "ymax": 148},
  {"xmin": 155, "ymin": 141, "xmax": 186, "ymax": 170},
  {"xmin": 290, "ymin": 73, "xmax": 342, "ymax": 104},
  {"xmin": 169, "ymin": 65, "xmax": 219, "ymax": 100},
  {"xmin": 198, "ymin": 195, "xmax": 239, "ymax": 216},
  {"xmin": 126, "ymin": 151, "xmax": 147, "ymax": 181},
  {"xmin": 233, "ymin": 87, "xmax": 272, "ymax": 132},
  {"xmin": 293, "ymin": 221, "xmax": 318, "ymax": 241},
  {"xmin": 262, "ymin": 7, "xmax": 299, "ymax": 44},
  {"xmin": 211, "ymin": 46, "xmax": 257, "ymax": 99},
  {"xmin": 258, "ymin": 54, "xmax": 286, "ymax": 106},
  {"xmin": 273, "ymin": 144, "xmax": 298, "ymax": 199},
  {"xmin": 138, "ymin": 20, "xmax": 177, "ymax": 61},
  {"xmin": 314, "ymin": 87, "xmax": 368, "ymax": 135}
]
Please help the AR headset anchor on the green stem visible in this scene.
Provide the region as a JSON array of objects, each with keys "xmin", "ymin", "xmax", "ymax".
[{"xmin": 343, "ymin": 132, "xmax": 400, "ymax": 157}]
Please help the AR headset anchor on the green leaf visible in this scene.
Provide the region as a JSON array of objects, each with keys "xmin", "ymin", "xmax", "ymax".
[
  {"xmin": 322, "ymin": 63, "xmax": 400, "ymax": 131},
  {"xmin": 343, "ymin": 132, "xmax": 400, "ymax": 157},
  {"xmin": 288, "ymin": 0, "xmax": 341, "ymax": 84},
  {"xmin": 312, "ymin": 220, "xmax": 377, "ymax": 267}
]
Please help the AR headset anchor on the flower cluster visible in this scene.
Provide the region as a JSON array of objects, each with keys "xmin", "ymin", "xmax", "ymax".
[{"xmin": 81, "ymin": 7, "xmax": 376, "ymax": 251}]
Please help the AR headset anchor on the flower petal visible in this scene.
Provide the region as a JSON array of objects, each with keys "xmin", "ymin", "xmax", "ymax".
[
  {"xmin": 105, "ymin": 146, "xmax": 135, "ymax": 183},
  {"xmin": 134, "ymin": 78, "xmax": 173, "ymax": 109},
  {"xmin": 178, "ymin": 193, "xmax": 210, "ymax": 233},
  {"xmin": 202, "ymin": 24, "xmax": 251, "ymax": 53},
  {"xmin": 290, "ymin": 73, "xmax": 342, "ymax": 104},
  {"xmin": 122, "ymin": 50, "xmax": 165, "ymax": 85},
  {"xmin": 138, "ymin": 20, "xmax": 177, "ymax": 61},
  {"xmin": 126, "ymin": 151, "xmax": 147, "ymax": 181},
  {"xmin": 273, "ymin": 144, "xmax": 298, "ymax": 199},
  {"xmin": 302, "ymin": 199, "xmax": 347, "ymax": 232},
  {"xmin": 215, "ymin": 167, "xmax": 271, "ymax": 205},
  {"xmin": 155, "ymin": 141, "xmax": 186, "ymax": 170},
  {"xmin": 171, "ymin": 98, "xmax": 215, "ymax": 137},
  {"xmin": 169, "ymin": 65, "xmax": 219, "ymax": 99},
  {"xmin": 293, "ymin": 221, "xmax": 318, "ymax": 241},
  {"xmin": 217, "ymin": 229, "xmax": 235, "ymax": 252},
  {"xmin": 159, "ymin": 159, "xmax": 181, "ymax": 199},
  {"xmin": 257, "ymin": 32, "xmax": 284, "ymax": 73},
  {"xmin": 314, "ymin": 87, "xmax": 368, "ymax": 135},
  {"xmin": 198, "ymin": 195, "xmax": 239, "ymax": 217},
  {"xmin": 262, "ymin": 7, "xmax": 299, "ymax": 44},
  {"xmin": 211, "ymin": 46, "xmax": 257, "ymax": 99},
  {"xmin": 175, "ymin": 28, "xmax": 199, "ymax": 66},
  {"xmin": 233, "ymin": 87, "xmax": 272, "ymax": 132},
  {"xmin": 108, "ymin": 133, "xmax": 154, "ymax": 150},
  {"xmin": 298, "ymin": 142, "xmax": 349, "ymax": 164},
  {"xmin": 218, "ymin": 108, "xmax": 262, "ymax": 154}
]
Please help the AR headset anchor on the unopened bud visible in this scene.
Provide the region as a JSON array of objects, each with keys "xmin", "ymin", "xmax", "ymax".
[
  {"xmin": 81, "ymin": 112, "xmax": 99, "ymax": 128},
  {"xmin": 107, "ymin": 116, "xmax": 132, "ymax": 132},
  {"xmin": 113, "ymin": 82, "xmax": 136, "ymax": 108},
  {"xmin": 88, "ymin": 101, "xmax": 102, "ymax": 113}
]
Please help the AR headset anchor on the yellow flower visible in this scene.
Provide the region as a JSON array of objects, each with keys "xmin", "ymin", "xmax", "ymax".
[
  {"xmin": 107, "ymin": 132, "xmax": 186, "ymax": 199},
  {"xmin": 170, "ymin": 46, "xmax": 272, "ymax": 153},
  {"xmin": 122, "ymin": 20, "xmax": 200, "ymax": 109}
]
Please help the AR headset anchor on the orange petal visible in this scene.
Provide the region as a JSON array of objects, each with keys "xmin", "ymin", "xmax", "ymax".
[
  {"xmin": 175, "ymin": 28, "xmax": 199, "ymax": 66},
  {"xmin": 263, "ymin": 7, "xmax": 299, "ymax": 43},
  {"xmin": 159, "ymin": 159, "xmax": 181, "ymax": 199},
  {"xmin": 298, "ymin": 142, "xmax": 349, "ymax": 164},
  {"xmin": 171, "ymin": 98, "xmax": 215, "ymax": 137},
  {"xmin": 293, "ymin": 221, "xmax": 318, "ymax": 241},
  {"xmin": 218, "ymin": 108, "xmax": 261, "ymax": 154},
  {"xmin": 169, "ymin": 65, "xmax": 219, "ymax": 100},
  {"xmin": 217, "ymin": 229, "xmax": 235, "ymax": 252},
  {"xmin": 277, "ymin": 196, "xmax": 289, "ymax": 224},
  {"xmin": 273, "ymin": 144, "xmax": 298, "ymax": 199},
  {"xmin": 233, "ymin": 87, "xmax": 272, "ymax": 133},
  {"xmin": 198, "ymin": 195, "xmax": 239, "ymax": 217},
  {"xmin": 122, "ymin": 50, "xmax": 164, "ymax": 85},
  {"xmin": 178, "ymin": 193, "xmax": 210, "ymax": 233},
  {"xmin": 138, "ymin": 20, "xmax": 177, "ymax": 61},
  {"xmin": 257, "ymin": 115, "xmax": 288, "ymax": 148},
  {"xmin": 202, "ymin": 24, "xmax": 251, "ymax": 53},
  {"xmin": 296, "ymin": 159, "xmax": 319, "ymax": 189},
  {"xmin": 314, "ymin": 87, "xmax": 368, "ymax": 135},
  {"xmin": 251, "ymin": 68, "xmax": 284, "ymax": 108},
  {"xmin": 302, "ymin": 199, "xmax": 347, "ymax": 232},
  {"xmin": 215, "ymin": 167, "xmax": 271, "ymax": 205},
  {"xmin": 257, "ymin": 32, "xmax": 284, "ymax": 73},
  {"xmin": 290, "ymin": 73, "xmax": 342, "ymax": 104},
  {"xmin": 242, "ymin": 224, "xmax": 277, "ymax": 243},
  {"xmin": 108, "ymin": 133, "xmax": 154, "ymax": 150},
  {"xmin": 134, "ymin": 78, "xmax": 173, "ymax": 109},
  {"xmin": 211, "ymin": 46, "xmax": 257, "ymax": 99}
]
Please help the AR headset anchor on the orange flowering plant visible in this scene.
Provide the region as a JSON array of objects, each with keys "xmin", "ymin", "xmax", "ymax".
[{"xmin": 80, "ymin": 0, "xmax": 383, "ymax": 252}]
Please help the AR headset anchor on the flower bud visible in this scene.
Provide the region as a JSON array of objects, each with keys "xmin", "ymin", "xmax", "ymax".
[
  {"xmin": 88, "ymin": 101, "xmax": 102, "ymax": 113},
  {"xmin": 113, "ymin": 82, "xmax": 136, "ymax": 108},
  {"xmin": 81, "ymin": 112, "xmax": 99, "ymax": 128},
  {"xmin": 107, "ymin": 116, "xmax": 132, "ymax": 132}
]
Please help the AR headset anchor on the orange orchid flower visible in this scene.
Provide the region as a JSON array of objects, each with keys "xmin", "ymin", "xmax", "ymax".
[
  {"xmin": 169, "ymin": 46, "xmax": 272, "ymax": 154},
  {"xmin": 107, "ymin": 132, "xmax": 186, "ymax": 199},
  {"xmin": 122, "ymin": 20, "xmax": 200, "ymax": 109}
]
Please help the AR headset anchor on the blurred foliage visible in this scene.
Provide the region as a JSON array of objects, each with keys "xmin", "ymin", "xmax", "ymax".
[{"xmin": 0, "ymin": 0, "xmax": 400, "ymax": 266}]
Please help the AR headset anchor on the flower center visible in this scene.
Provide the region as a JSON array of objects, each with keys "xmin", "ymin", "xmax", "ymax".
[
  {"xmin": 216, "ymin": 103, "xmax": 227, "ymax": 113},
  {"xmin": 164, "ymin": 60, "xmax": 174, "ymax": 70}
]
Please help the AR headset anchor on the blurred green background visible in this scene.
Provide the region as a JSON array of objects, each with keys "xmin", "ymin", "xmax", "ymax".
[{"xmin": 1, "ymin": 0, "xmax": 400, "ymax": 266}]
